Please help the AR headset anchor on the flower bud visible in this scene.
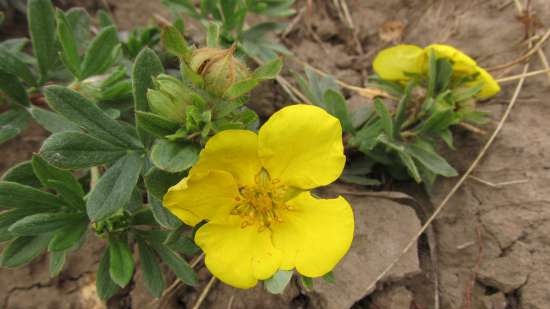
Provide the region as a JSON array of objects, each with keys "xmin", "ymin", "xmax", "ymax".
[
  {"xmin": 147, "ymin": 74, "xmax": 195, "ymax": 123},
  {"xmin": 188, "ymin": 45, "xmax": 250, "ymax": 97}
]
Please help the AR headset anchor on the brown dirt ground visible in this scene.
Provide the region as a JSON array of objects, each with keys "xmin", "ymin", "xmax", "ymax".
[{"xmin": 2, "ymin": 0, "xmax": 550, "ymax": 308}]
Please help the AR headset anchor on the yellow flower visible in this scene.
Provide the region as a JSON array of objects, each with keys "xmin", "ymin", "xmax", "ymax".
[
  {"xmin": 373, "ymin": 44, "xmax": 501, "ymax": 99},
  {"xmin": 163, "ymin": 104, "xmax": 354, "ymax": 289}
]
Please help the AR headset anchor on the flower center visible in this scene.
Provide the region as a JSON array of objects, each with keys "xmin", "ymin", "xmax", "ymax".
[{"xmin": 230, "ymin": 170, "xmax": 292, "ymax": 230}]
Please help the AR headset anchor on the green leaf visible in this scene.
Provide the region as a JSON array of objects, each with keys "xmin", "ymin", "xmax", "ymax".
[
  {"xmin": 96, "ymin": 250, "xmax": 120, "ymax": 300},
  {"xmin": 415, "ymin": 108, "xmax": 457, "ymax": 135},
  {"xmin": 98, "ymin": 10, "xmax": 115, "ymax": 28},
  {"xmin": 138, "ymin": 239, "xmax": 165, "ymax": 298},
  {"xmin": 253, "ymin": 57, "xmax": 282, "ymax": 80},
  {"xmin": 39, "ymin": 131, "xmax": 128, "ymax": 169},
  {"xmin": 32, "ymin": 155, "xmax": 84, "ymax": 197},
  {"xmin": 30, "ymin": 106, "xmax": 80, "ymax": 133},
  {"xmin": 224, "ymin": 78, "xmax": 259, "ymax": 99},
  {"xmin": 144, "ymin": 167, "xmax": 184, "ymax": 201},
  {"xmin": 151, "ymin": 140, "xmax": 199, "ymax": 173},
  {"xmin": 109, "ymin": 236, "xmax": 135, "ymax": 287},
  {"xmin": 0, "ymin": 48, "xmax": 35, "ymax": 85},
  {"xmin": 56, "ymin": 10, "xmax": 81, "ymax": 78},
  {"xmin": 206, "ymin": 22, "xmax": 220, "ymax": 47},
  {"xmin": 265, "ymin": 269, "xmax": 293, "ymax": 294},
  {"xmin": 374, "ymin": 98, "xmax": 393, "ymax": 139},
  {"xmin": 86, "ymin": 153, "xmax": 143, "ymax": 221},
  {"xmin": 48, "ymin": 219, "xmax": 88, "ymax": 251},
  {"xmin": 0, "ymin": 108, "xmax": 29, "ymax": 145},
  {"xmin": 80, "ymin": 26, "xmax": 120, "ymax": 79},
  {"xmin": 9, "ymin": 212, "xmax": 84, "ymax": 235},
  {"xmin": 323, "ymin": 271, "xmax": 335, "ymax": 283},
  {"xmin": 132, "ymin": 48, "xmax": 164, "ymax": 146},
  {"xmin": 135, "ymin": 111, "xmax": 179, "ymax": 138},
  {"xmin": 242, "ymin": 22, "xmax": 286, "ymax": 41},
  {"xmin": 0, "ymin": 234, "xmax": 52, "ymax": 267},
  {"xmin": 0, "ymin": 209, "xmax": 37, "ymax": 242},
  {"xmin": 397, "ymin": 151, "xmax": 421, "ymax": 183},
  {"xmin": 435, "ymin": 58, "xmax": 453, "ymax": 93},
  {"xmin": 150, "ymin": 242, "xmax": 197, "ymax": 286},
  {"xmin": 301, "ymin": 276, "xmax": 313, "ymax": 289},
  {"xmin": 405, "ymin": 142, "xmax": 457, "ymax": 177},
  {"xmin": 148, "ymin": 194, "xmax": 182, "ymax": 229},
  {"xmin": 393, "ymin": 82, "xmax": 414, "ymax": 135},
  {"xmin": 161, "ymin": 25, "xmax": 190, "ymax": 59},
  {"xmin": 324, "ymin": 89, "xmax": 353, "ymax": 133},
  {"xmin": 44, "ymin": 86, "xmax": 142, "ymax": 149},
  {"xmin": 426, "ymin": 49, "xmax": 437, "ymax": 98},
  {"xmin": 1, "ymin": 161, "xmax": 41, "ymax": 188},
  {"xmin": 0, "ymin": 181, "xmax": 64, "ymax": 209},
  {"xmin": 27, "ymin": 0, "xmax": 57, "ymax": 82},
  {"xmin": 0, "ymin": 70, "xmax": 29, "ymax": 106},
  {"xmin": 65, "ymin": 8, "xmax": 91, "ymax": 51},
  {"xmin": 49, "ymin": 251, "xmax": 66, "ymax": 277}
]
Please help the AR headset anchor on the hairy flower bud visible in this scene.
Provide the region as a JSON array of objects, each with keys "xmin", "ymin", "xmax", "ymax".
[
  {"xmin": 188, "ymin": 45, "xmax": 250, "ymax": 97},
  {"xmin": 147, "ymin": 74, "xmax": 196, "ymax": 123}
]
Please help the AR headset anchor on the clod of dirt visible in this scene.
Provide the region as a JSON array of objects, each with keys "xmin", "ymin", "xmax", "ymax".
[
  {"xmin": 308, "ymin": 194, "xmax": 421, "ymax": 309},
  {"xmin": 481, "ymin": 292, "xmax": 507, "ymax": 309},
  {"xmin": 370, "ymin": 285, "xmax": 413, "ymax": 309},
  {"xmin": 476, "ymin": 256, "xmax": 528, "ymax": 293}
]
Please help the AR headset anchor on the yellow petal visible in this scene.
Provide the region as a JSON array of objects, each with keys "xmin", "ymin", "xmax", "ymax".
[
  {"xmin": 163, "ymin": 170, "xmax": 239, "ymax": 226},
  {"xmin": 258, "ymin": 105, "xmax": 346, "ymax": 190},
  {"xmin": 195, "ymin": 216, "xmax": 282, "ymax": 288},
  {"xmin": 190, "ymin": 130, "xmax": 262, "ymax": 187},
  {"xmin": 425, "ymin": 44, "xmax": 478, "ymax": 75},
  {"xmin": 373, "ymin": 44, "xmax": 425, "ymax": 80},
  {"xmin": 472, "ymin": 67, "xmax": 501, "ymax": 100},
  {"xmin": 271, "ymin": 192, "xmax": 354, "ymax": 277}
]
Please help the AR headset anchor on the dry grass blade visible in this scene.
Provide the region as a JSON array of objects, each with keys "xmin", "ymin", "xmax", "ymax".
[
  {"xmin": 487, "ymin": 29, "xmax": 550, "ymax": 71},
  {"xmin": 363, "ymin": 61, "xmax": 531, "ymax": 293},
  {"xmin": 496, "ymin": 67, "xmax": 550, "ymax": 82},
  {"xmin": 191, "ymin": 276, "xmax": 217, "ymax": 309}
]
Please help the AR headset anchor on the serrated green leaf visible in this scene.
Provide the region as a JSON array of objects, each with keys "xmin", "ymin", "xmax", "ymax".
[
  {"xmin": 138, "ymin": 239, "xmax": 165, "ymax": 298},
  {"xmin": 265, "ymin": 269, "xmax": 293, "ymax": 294},
  {"xmin": 86, "ymin": 154, "xmax": 142, "ymax": 221},
  {"xmin": 96, "ymin": 250, "xmax": 120, "ymax": 300},
  {"xmin": 151, "ymin": 140, "xmax": 199, "ymax": 173},
  {"xmin": 40, "ymin": 131, "xmax": 128, "ymax": 169},
  {"xmin": 44, "ymin": 86, "xmax": 142, "ymax": 149},
  {"xmin": 27, "ymin": 0, "xmax": 57, "ymax": 82},
  {"xmin": 0, "ymin": 234, "xmax": 52, "ymax": 267},
  {"xmin": 108, "ymin": 236, "xmax": 134, "ymax": 287}
]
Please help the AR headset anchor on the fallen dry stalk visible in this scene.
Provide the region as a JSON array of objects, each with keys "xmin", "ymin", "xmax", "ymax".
[
  {"xmin": 191, "ymin": 276, "xmax": 217, "ymax": 309},
  {"xmin": 487, "ymin": 29, "xmax": 550, "ymax": 71},
  {"xmin": 363, "ymin": 60, "xmax": 530, "ymax": 293},
  {"xmin": 496, "ymin": 67, "xmax": 550, "ymax": 82}
]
